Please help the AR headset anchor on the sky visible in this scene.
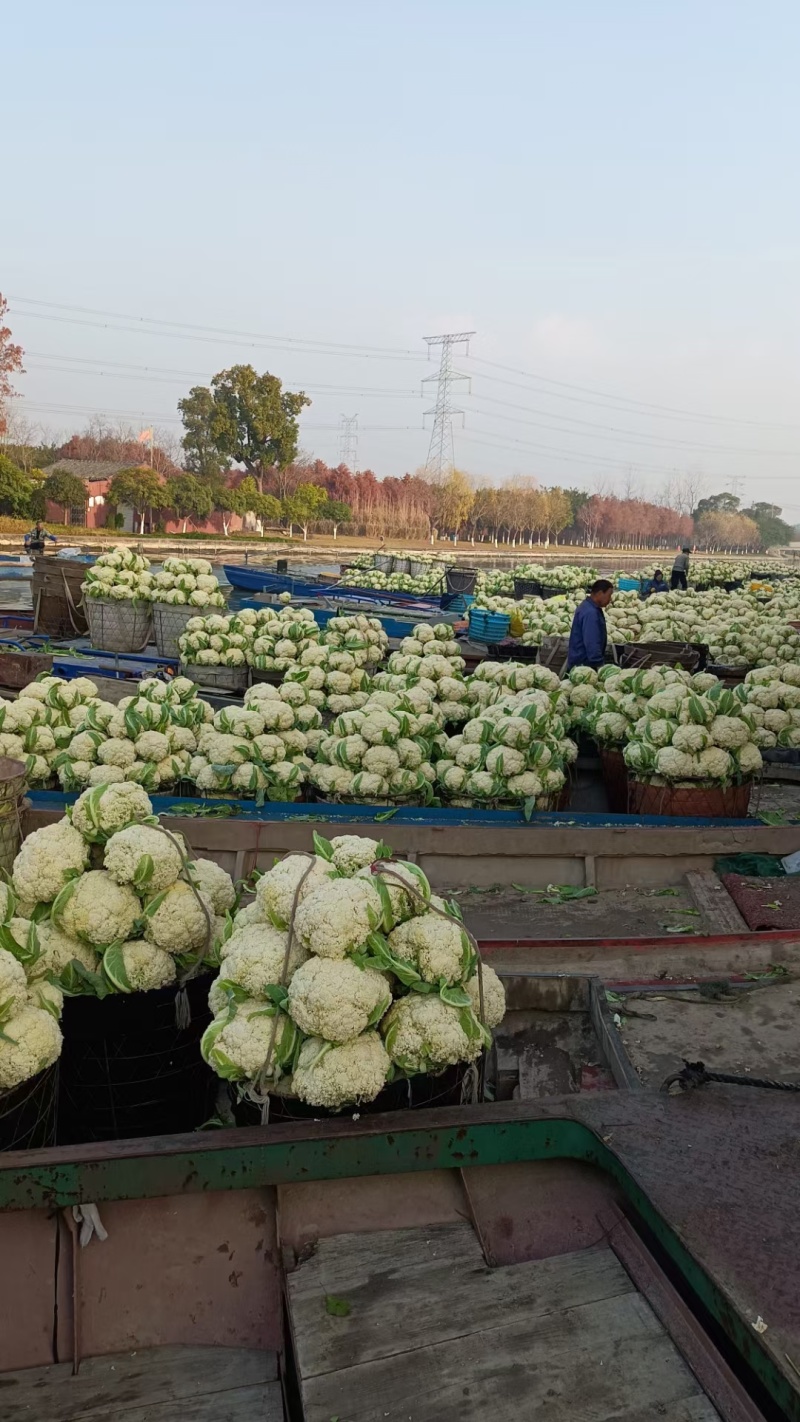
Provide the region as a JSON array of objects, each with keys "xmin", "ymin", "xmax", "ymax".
[{"xmin": 4, "ymin": 0, "xmax": 800, "ymax": 516}]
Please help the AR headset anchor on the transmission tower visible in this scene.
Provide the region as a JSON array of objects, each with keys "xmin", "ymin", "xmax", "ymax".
[
  {"xmin": 727, "ymin": 475, "xmax": 744, "ymax": 502},
  {"xmin": 338, "ymin": 414, "xmax": 359, "ymax": 472},
  {"xmin": 422, "ymin": 331, "xmax": 474, "ymax": 480}
]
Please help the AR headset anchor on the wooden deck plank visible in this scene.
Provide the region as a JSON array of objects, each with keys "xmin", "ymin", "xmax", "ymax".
[
  {"xmin": 685, "ymin": 871, "xmax": 749, "ymax": 933},
  {"xmin": 301, "ymin": 1293, "xmax": 713, "ymax": 1422},
  {"xmin": 289, "ymin": 1236, "xmax": 633, "ymax": 1377},
  {"xmin": 74, "ymin": 1382, "xmax": 284, "ymax": 1422},
  {"xmin": 0, "ymin": 1347, "xmax": 278, "ymax": 1422}
]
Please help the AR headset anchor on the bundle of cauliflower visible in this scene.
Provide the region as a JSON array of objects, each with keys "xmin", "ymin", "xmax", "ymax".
[
  {"xmin": 742, "ymin": 664, "xmax": 800, "ymax": 750},
  {"xmin": 435, "ymin": 665, "xmax": 576, "ymax": 807},
  {"xmin": 384, "ymin": 622, "xmax": 466, "ymax": 680},
  {"xmin": 179, "ymin": 605, "xmax": 320, "ymax": 672},
  {"xmin": 144, "ymin": 556, "xmax": 227, "ymax": 609},
  {"xmin": 0, "ymin": 781, "xmax": 236, "ymax": 1090},
  {"xmin": 622, "ymin": 682, "xmax": 763, "ymax": 785},
  {"xmin": 190, "ymin": 682, "xmax": 316, "ymax": 800},
  {"xmin": 54, "ymin": 675, "xmax": 211, "ymax": 794},
  {"xmin": 571, "ymin": 665, "xmax": 717, "ymax": 748},
  {"xmin": 82, "ymin": 545, "xmax": 153, "ymax": 603},
  {"xmin": 0, "ymin": 675, "xmax": 102, "ymax": 786},
  {"xmin": 201, "ymin": 834, "xmax": 505, "ymax": 1111},
  {"xmin": 308, "ymin": 688, "xmax": 443, "ymax": 804}
]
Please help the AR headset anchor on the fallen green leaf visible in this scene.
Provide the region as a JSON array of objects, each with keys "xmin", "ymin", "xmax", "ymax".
[
  {"xmin": 325, "ymin": 1295, "xmax": 351, "ymax": 1317},
  {"xmin": 765, "ymin": 901, "xmax": 783, "ymax": 910},
  {"xmin": 374, "ymin": 808, "xmax": 398, "ymax": 822}
]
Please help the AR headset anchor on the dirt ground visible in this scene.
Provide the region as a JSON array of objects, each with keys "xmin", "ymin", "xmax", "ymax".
[{"xmin": 456, "ymin": 884, "xmax": 707, "ymax": 942}]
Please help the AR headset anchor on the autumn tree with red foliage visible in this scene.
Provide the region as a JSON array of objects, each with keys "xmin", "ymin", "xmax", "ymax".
[{"xmin": 0, "ymin": 295, "xmax": 24, "ymax": 437}]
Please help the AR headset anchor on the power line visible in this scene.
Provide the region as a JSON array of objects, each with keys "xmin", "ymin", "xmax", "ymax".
[
  {"xmin": 422, "ymin": 332, "xmax": 474, "ymax": 481},
  {"xmin": 466, "ymin": 356, "xmax": 800, "ymax": 433},
  {"xmin": 10, "ymin": 297, "xmax": 428, "ymax": 363},
  {"xmin": 338, "ymin": 414, "xmax": 359, "ymax": 472}
]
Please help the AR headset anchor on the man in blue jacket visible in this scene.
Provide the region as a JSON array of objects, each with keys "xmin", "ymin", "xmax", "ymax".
[{"xmin": 567, "ymin": 579, "xmax": 614, "ymax": 670}]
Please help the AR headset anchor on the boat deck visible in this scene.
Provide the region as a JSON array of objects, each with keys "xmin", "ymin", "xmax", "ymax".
[{"xmin": 286, "ymin": 1223, "xmax": 722, "ymax": 1421}]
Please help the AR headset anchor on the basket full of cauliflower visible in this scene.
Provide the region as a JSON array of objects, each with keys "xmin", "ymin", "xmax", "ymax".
[
  {"xmin": 4, "ymin": 779, "xmax": 237, "ymax": 1142},
  {"xmin": 81, "ymin": 546, "xmax": 154, "ymax": 653},
  {"xmin": 201, "ymin": 833, "xmax": 506, "ymax": 1116}
]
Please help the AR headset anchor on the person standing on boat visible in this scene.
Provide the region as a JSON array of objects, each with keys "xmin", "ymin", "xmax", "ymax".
[
  {"xmin": 567, "ymin": 579, "xmax": 613, "ymax": 671},
  {"xmin": 24, "ymin": 522, "xmax": 57, "ymax": 554},
  {"xmin": 670, "ymin": 546, "xmax": 691, "ymax": 591}
]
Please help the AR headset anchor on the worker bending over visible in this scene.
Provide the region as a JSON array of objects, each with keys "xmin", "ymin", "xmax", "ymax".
[
  {"xmin": 567, "ymin": 579, "xmax": 614, "ymax": 671},
  {"xmin": 671, "ymin": 546, "xmax": 691, "ymax": 590}
]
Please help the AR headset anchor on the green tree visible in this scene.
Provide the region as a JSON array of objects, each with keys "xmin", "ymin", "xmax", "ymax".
[
  {"xmin": 741, "ymin": 501, "xmax": 794, "ymax": 549},
  {"xmin": 282, "ymin": 483, "xmax": 328, "ymax": 540},
  {"xmin": 41, "ymin": 470, "xmax": 88, "ymax": 525},
  {"xmin": 321, "ymin": 499, "xmax": 351, "ymax": 538},
  {"xmin": 167, "ymin": 472, "xmax": 215, "ymax": 533},
  {"xmin": 694, "ymin": 492, "xmax": 740, "ymax": 519},
  {"xmin": 108, "ymin": 467, "xmax": 166, "ymax": 535},
  {"xmin": 0, "ymin": 454, "xmax": 33, "ymax": 517},
  {"xmin": 179, "ymin": 365, "xmax": 311, "ymax": 494}
]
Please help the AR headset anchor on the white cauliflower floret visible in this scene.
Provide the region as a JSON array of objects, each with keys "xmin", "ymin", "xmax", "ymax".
[
  {"xmin": 71, "ymin": 782, "xmax": 154, "ymax": 842},
  {"xmin": 88, "ymin": 764, "xmax": 126, "ymax": 786},
  {"xmin": 144, "ymin": 881, "xmax": 215, "ymax": 956},
  {"xmin": 103, "ymin": 824, "xmax": 183, "ymax": 894},
  {"xmin": 134, "ymin": 730, "xmax": 171, "ymax": 764},
  {"xmin": 465, "ymin": 963, "xmax": 506, "ymax": 1028},
  {"xmin": 218, "ymin": 923, "xmax": 308, "ymax": 992},
  {"xmin": 287, "ymin": 957, "xmax": 390, "ymax": 1042},
  {"xmin": 254, "ymin": 854, "xmax": 334, "ymax": 929},
  {"xmin": 696, "ymin": 747, "xmax": 734, "ymax": 780},
  {"xmin": 201, "ymin": 1001, "xmax": 299, "ymax": 1082},
  {"xmin": 381, "ymin": 994, "xmax": 484, "ymax": 1073},
  {"xmin": 0, "ymin": 1004, "xmax": 62, "ymax": 1089},
  {"xmin": 484, "ymin": 744, "xmax": 526, "ymax": 777},
  {"xmin": 292, "ymin": 1031, "xmax": 390, "ymax": 1109},
  {"xmin": 0, "ymin": 947, "xmax": 29, "ymax": 1021},
  {"xmin": 28, "ymin": 922, "xmax": 99, "ymax": 981},
  {"xmin": 294, "ymin": 877, "xmax": 383, "ymax": 958},
  {"xmin": 187, "ymin": 858, "xmax": 236, "ymax": 914},
  {"xmin": 103, "ymin": 940, "xmax": 177, "ymax": 993},
  {"xmin": 328, "ymin": 834, "xmax": 382, "ymax": 875},
  {"xmin": 709, "ymin": 716, "xmax": 751, "ymax": 751},
  {"xmin": 97, "ymin": 738, "xmax": 137, "ymax": 769},
  {"xmin": 56, "ymin": 870, "xmax": 141, "ymax": 948},
  {"xmin": 232, "ymin": 899, "xmax": 266, "ymax": 929},
  {"xmin": 12, "ymin": 819, "xmax": 90, "ymax": 906},
  {"xmin": 671, "ymin": 724, "xmax": 711, "ymax": 754},
  {"xmin": 654, "ymin": 747, "xmax": 696, "ymax": 780},
  {"xmin": 387, "ymin": 913, "xmax": 471, "ymax": 985},
  {"xmin": 736, "ymin": 742, "xmax": 764, "ymax": 776}
]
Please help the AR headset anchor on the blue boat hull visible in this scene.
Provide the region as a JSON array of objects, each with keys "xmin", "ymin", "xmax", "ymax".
[{"xmin": 223, "ymin": 564, "xmax": 441, "ymax": 608}]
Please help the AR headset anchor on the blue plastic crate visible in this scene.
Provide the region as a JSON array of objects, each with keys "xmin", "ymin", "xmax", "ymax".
[
  {"xmin": 468, "ymin": 608, "xmax": 511, "ymax": 643},
  {"xmin": 617, "ymin": 576, "xmax": 641, "ymax": 592}
]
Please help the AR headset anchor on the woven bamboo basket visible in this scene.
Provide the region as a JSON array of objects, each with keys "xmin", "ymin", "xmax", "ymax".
[
  {"xmin": 85, "ymin": 596, "xmax": 152, "ymax": 653},
  {"xmin": 0, "ymin": 756, "xmax": 27, "ymax": 876},
  {"xmin": 627, "ymin": 778, "xmax": 753, "ymax": 819},
  {"xmin": 179, "ymin": 660, "xmax": 249, "ymax": 693}
]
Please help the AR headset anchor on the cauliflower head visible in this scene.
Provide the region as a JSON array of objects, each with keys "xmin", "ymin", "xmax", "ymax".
[
  {"xmin": 381, "ymin": 994, "xmax": 486, "ymax": 1073},
  {"xmin": 143, "ymin": 880, "xmax": 215, "ymax": 956},
  {"xmin": 103, "ymin": 939, "xmax": 177, "ymax": 993},
  {"xmin": 328, "ymin": 834, "xmax": 383, "ymax": 876},
  {"xmin": 217, "ymin": 922, "xmax": 308, "ymax": 994},
  {"xmin": 12, "ymin": 819, "xmax": 90, "ymax": 905},
  {"xmin": 28, "ymin": 921, "xmax": 99, "ymax": 982},
  {"xmin": 103, "ymin": 824, "xmax": 183, "ymax": 894},
  {"xmin": 387, "ymin": 913, "xmax": 473, "ymax": 986},
  {"xmin": 254, "ymin": 854, "xmax": 334, "ymax": 929},
  {"xmin": 55, "ymin": 870, "xmax": 141, "ymax": 948},
  {"xmin": 294, "ymin": 877, "xmax": 383, "ymax": 959},
  {"xmin": 0, "ymin": 947, "xmax": 29, "ymax": 1023},
  {"xmin": 187, "ymin": 858, "xmax": 236, "ymax": 914},
  {"xmin": 292, "ymin": 1031, "xmax": 390, "ymax": 1109},
  {"xmin": 201, "ymin": 1001, "xmax": 300, "ymax": 1082},
  {"xmin": 71, "ymin": 782, "xmax": 155, "ymax": 842},
  {"xmin": 465, "ymin": 963, "xmax": 506, "ymax": 1028},
  {"xmin": 0, "ymin": 1004, "xmax": 62, "ymax": 1090},
  {"xmin": 287, "ymin": 957, "xmax": 391, "ymax": 1042}
]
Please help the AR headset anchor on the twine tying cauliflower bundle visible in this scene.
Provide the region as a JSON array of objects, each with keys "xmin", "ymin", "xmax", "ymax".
[
  {"xmin": 0, "ymin": 782, "xmax": 237, "ymax": 1095},
  {"xmin": 201, "ymin": 833, "xmax": 505, "ymax": 1113}
]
